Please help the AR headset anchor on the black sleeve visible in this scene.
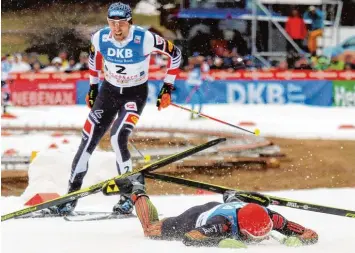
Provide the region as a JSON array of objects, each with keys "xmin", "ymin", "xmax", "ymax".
[{"xmin": 183, "ymin": 215, "xmax": 231, "ymax": 247}]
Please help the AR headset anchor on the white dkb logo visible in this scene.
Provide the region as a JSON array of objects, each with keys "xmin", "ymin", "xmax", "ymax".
[{"xmin": 107, "ymin": 48, "xmax": 133, "ymax": 58}]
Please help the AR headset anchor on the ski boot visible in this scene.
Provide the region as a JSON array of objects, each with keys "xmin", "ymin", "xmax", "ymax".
[
  {"xmin": 46, "ymin": 180, "xmax": 81, "ymax": 216},
  {"xmin": 111, "ymin": 173, "xmax": 145, "ymax": 215}
]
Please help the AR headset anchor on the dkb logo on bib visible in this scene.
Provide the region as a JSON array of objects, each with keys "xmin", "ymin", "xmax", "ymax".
[{"xmin": 107, "ymin": 48, "xmax": 133, "ymax": 58}]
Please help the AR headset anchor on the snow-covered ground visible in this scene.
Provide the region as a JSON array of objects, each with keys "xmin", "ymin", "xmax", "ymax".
[
  {"xmin": 1, "ymin": 189, "xmax": 355, "ymax": 253},
  {"xmin": 2, "ymin": 104, "xmax": 355, "ymax": 135},
  {"xmin": 1, "ymin": 133, "xmax": 82, "ymax": 157},
  {"xmin": 1, "ymin": 104, "xmax": 355, "ymax": 252},
  {"xmin": 2, "ymin": 104, "xmax": 354, "ymax": 156}
]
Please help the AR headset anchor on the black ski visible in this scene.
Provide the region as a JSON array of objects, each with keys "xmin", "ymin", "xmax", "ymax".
[
  {"xmin": 144, "ymin": 172, "xmax": 355, "ymax": 219},
  {"xmin": 2, "ymin": 138, "xmax": 225, "ymax": 222}
]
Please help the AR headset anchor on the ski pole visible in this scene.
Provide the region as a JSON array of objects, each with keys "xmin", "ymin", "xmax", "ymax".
[
  {"xmin": 170, "ymin": 103, "xmax": 260, "ymax": 136},
  {"xmin": 130, "ymin": 141, "xmax": 151, "ymax": 163}
]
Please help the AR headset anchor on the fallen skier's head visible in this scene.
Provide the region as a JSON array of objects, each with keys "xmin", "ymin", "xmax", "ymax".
[{"xmin": 238, "ymin": 203, "xmax": 273, "ymax": 242}]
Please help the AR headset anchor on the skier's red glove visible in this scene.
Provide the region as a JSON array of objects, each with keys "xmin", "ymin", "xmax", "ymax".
[
  {"xmin": 298, "ymin": 228, "xmax": 318, "ymax": 245},
  {"xmin": 156, "ymin": 82, "xmax": 174, "ymax": 111},
  {"xmin": 282, "ymin": 229, "xmax": 318, "ymax": 246}
]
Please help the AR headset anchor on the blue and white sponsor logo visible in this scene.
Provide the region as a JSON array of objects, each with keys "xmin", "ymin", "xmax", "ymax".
[
  {"xmin": 134, "ymin": 35, "xmax": 141, "ymax": 44},
  {"xmin": 109, "ymin": 10, "xmax": 125, "ymax": 17}
]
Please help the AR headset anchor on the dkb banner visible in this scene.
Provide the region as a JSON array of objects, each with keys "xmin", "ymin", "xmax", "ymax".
[{"xmin": 75, "ymin": 79, "xmax": 333, "ymax": 106}]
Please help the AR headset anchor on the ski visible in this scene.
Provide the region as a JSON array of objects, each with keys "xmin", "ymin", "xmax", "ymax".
[
  {"xmin": 2, "ymin": 138, "xmax": 225, "ymax": 222},
  {"xmin": 144, "ymin": 172, "xmax": 355, "ymax": 219},
  {"xmin": 63, "ymin": 212, "xmax": 136, "ymax": 222},
  {"xmin": 15, "ymin": 210, "xmax": 116, "ymax": 219}
]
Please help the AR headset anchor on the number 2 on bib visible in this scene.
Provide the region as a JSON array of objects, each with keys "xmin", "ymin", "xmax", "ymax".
[{"xmin": 116, "ymin": 65, "xmax": 126, "ymax": 74}]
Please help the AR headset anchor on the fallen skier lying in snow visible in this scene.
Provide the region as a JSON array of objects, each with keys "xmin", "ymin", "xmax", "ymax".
[{"xmin": 112, "ymin": 173, "xmax": 318, "ymax": 248}]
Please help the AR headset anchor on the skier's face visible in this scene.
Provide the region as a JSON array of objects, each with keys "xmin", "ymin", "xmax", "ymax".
[{"xmin": 107, "ymin": 18, "xmax": 131, "ymax": 41}]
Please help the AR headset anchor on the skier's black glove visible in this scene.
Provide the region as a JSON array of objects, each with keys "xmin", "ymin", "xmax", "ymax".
[{"xmin": 85, "ymin": 83, "xmax": 98, "ymax": 108}]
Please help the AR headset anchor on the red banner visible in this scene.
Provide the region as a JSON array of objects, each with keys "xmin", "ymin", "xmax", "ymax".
[
  {"xmin": 9, "ymin": 79, "xmax": 76, "ymax": 106},
  {"xmin": 149, "ymin": 70, "xmax": 355, "ymax": 80},
  {"xmin": 9, "ymin": 70, "xmax": 355, "ymax": 82}
]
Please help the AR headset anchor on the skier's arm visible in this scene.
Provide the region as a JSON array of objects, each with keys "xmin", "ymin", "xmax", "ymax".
[
  {"xmin": 88, "ymin": 31, "xmax": 103, "ymax": 85},
  {"xmin": 86, "ymin": 31, "xmax": 103, "ymax": 108},
  {"xmin": 182, "ymin": 216, "xmax": 233, "ymax": 247},
  {"xmin": 268, "ymin": 209, "xmax": 318, "ymax": 246},
  {"xmin": 144, "ymin": 31, "xmax": 181, "ymax": 85},
  {"xmin": 144, "ymin": 31, "xmax": 181, "ymax": 110}
]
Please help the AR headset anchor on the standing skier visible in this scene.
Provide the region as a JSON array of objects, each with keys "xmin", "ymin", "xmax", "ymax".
[{"xmin": 51, "ymin": 2, "xmax": 181, "ymax": 215}]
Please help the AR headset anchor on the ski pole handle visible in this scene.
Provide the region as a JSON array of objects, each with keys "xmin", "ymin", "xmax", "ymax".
[{"xmin": 170, "ymin": 103, "xmax": 260, "ymax": 136}]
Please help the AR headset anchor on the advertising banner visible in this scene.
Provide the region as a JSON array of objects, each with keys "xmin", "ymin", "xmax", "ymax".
[
  {"xmin": 9, "ymin": 79, "xmax": 76, "ymax": 106},
  {"xmin": 76, "ymin": 79, "xmax": 332, "ymax": 106},
  {"xmin": 145, "ymin": 80, "xmax": 333, "ymax": 106},
  {"xmin": 8, "ymin": 71, "xmax": 349, "ymax": 107},
  {"xmin": 223, "ymin": 80, "xmax": 332, "ymax": 105},
  {"xmin": 332, "ymin": 81, "xmax": 355, "ymax": 107}
]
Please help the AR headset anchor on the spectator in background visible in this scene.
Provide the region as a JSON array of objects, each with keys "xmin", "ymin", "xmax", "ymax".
[
  {"xmin": 42, "ymin": 57, "xmax": 64, "ymax": 72},
  {"xmin": 21, "ymin": 53, "xmax": 30, "ymax": 65},
  {"xmin": 73, "ymin": 52, "xmax": 89, "ymax": 71},
  {"xmin": 28, "ymin": 53, "xmax": 44, "ymax": 70},
  {"xmin": 344, "ymin": 55, "xmax": 355, "ymax": 70},
  {"xmin": 313, "ymin": 55, "xmax": 329, "ymax": 70},
  {"xmin": 304, "ymin": 6, "xmax": 324, "ymax": 56},
  {"xmin": 205, "ymin": 56, "xmax": 214, "ymax": 68},
  {"xmin": 286, "ymin": 9, "xmax": 307, "ymax": 49},
  {"xmin": 31, "ymin": 61, "xmax": 42, "ymax": 73},
  {"xmin": 222, "ymin": 49, "xmax": 233, "ymax": 69},
  {"xmin": 328, "ymin": 56, "xmax": 345, "ymax": 70},
  {"xmin": 228, "ymin": 30, "xmax": 248, "ymax": 57},
  {"xmin": 58, "ymin": 50, "xmax": 69, "ymax": 68},
  {"xmin": 210, "ymin": 30, "xmax": 228, "ymax": 58},
  {"xmin": 294, "ymin": 57, "xmax": 313, "ymax": 70},
  {"xmin": 1, "ymin": 55, "xmax": 12, "ymax": 82},
  {"xmin": 210, "ymin": 57, "xmax": 224, "ymax": 70},
  {"xmin": 63, "ymin": 57, "xmax": 77, "ymax": 73},
  {"xmin": 230, "ymin": 56, "xmax": 245, "ymax": 71},
  {"xmin": 1, "ymin": 55, "xmax": 12, "ymax": 114},
  {"xmin": 243, "ymin": 56, "xmax": 256, "ymax": 70},
  {"xmin": 9, "ymin": 53, "xmax": 31, "ymax": 73},
  {"xmin": 277, "ymin": 61, "xmax": 289, "ymax": 71}
]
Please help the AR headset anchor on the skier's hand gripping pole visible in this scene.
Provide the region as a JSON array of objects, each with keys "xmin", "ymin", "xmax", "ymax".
[
  {"xmin": 171, "ymin": 103, "xmax": 260, "ymax": 136},
  {"xmin": 157, "ymin": 83, "xmax": 174, "ymax": 111},
  {"xmin": 85, "ymin": 83, "xmax": 98, "ymax": 108}
]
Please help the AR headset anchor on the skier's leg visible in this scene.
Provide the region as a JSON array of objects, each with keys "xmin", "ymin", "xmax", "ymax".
[
  {"xmin": 52, "ymin": 81, "xmax": 119, "ymax": 214},
  {"xmin": 110, "ymin": 83, "xmax": 148, "ymax": 214}
]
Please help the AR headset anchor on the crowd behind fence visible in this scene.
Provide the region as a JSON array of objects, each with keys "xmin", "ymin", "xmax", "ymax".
[{"xmin": 2, "ymin": 50, "xmax": 355, "ymax": 81}]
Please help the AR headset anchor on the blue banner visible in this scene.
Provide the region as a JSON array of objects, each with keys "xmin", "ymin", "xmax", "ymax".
[
  {"xmin": 76, "ymin": 80, "xmax": 89, "ymax": 104},
  {"xmin": 76, "ymin": 79, "xmax": 333, "ymax": 106}
]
